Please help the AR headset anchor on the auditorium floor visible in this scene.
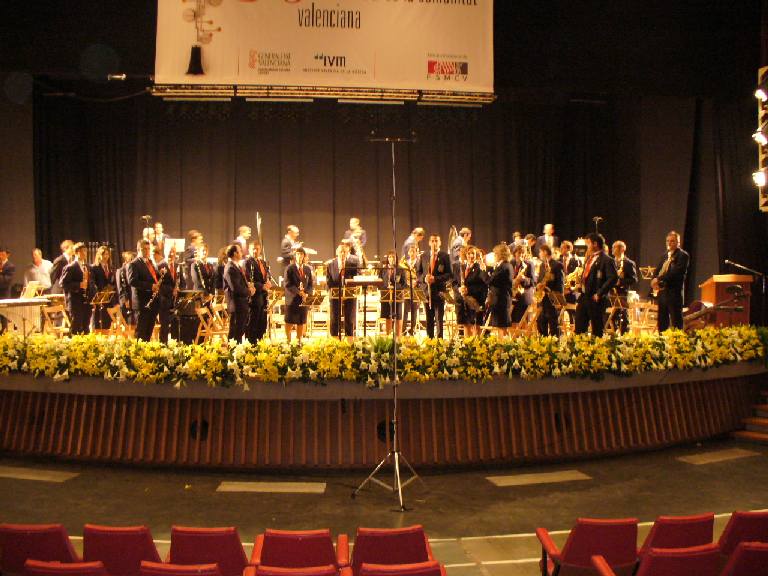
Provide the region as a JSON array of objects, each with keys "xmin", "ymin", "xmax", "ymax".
[{"xmin": 1, "ymin": 438, "xmax": 766, "ymax": 575}]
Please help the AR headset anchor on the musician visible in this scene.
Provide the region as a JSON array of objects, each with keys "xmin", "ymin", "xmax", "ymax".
[
  {"xmin": 23, "ymin": 249, "xmax": 53, "ymax": 293},
  {"xmin": 510, "ymin": 244, "xmax": 535, "ymax": 324},
  {"xmin": 191, "ymin": 243, "xmax": 216, "ymax": 297},
  {"xmin": 153, "ymin": 222, "xmax": 169, "ymax": 250},
  {"xmin": 0, "ymin": 247, "xmax": 15, "ymax": 333},
  {"xmin": 183, "ymin": 230, "xmax": 203, "ymax": 289},
  {"xmin": 574, "ymin": 233, "xmax": 618, "ymax": 337},
  {"xmin": 379, "ymin": 250, "xmax": 405, "ymax": 337},
  {"xmin": 91, "ymin": 245, "xmax": 116, "ymax": 330},
  {"xmin": 535, "ymin": 224, "xmax": 560, "ymax": 254},
  {"xmin": 343, "ymin": 217, "xmax": 367, "ymax": 257},
  {"xmin": 245, "ymin": 240, "xmax": 273, "ymax": 342},
  {"xmin": 280, "ymin": 225, "xmax": 301, "ymax": 273},
  {"xmin": 450, "ymin": 227, "xmax": 472, "ymax": 265},
  {"xmin": 223, "ymin": 243, "xmax": 253, "ymax": 342},
  {"xmin": 611, "ymin": 240, "xmax": 639, "ymax": 334},
  {"xmin": 214, "ymin": 247, "xmax": 227, "ymax": 294},
  {"xmin": 156, "ymin": 245, "xmax": 181, "ymax": 343},
  {"xmin": 401, "ymin": 227, "xmax": 425, "ymax": 259},
  {"xmin": 419, "ymin": 235, "xmax": 452, "ymax": 339},
  {"xmin": 524, "ymin": 234, "xmax": 537, "ymax": 260},
  {"xmin": 142, "ymin": 227, "xmax": 156, "ymax": 246},
  {"xmin": 651, "ymin": 231, "xmax": 690, "ymax": 331},
  {"xmin": 327, "ymin": 242, "xmax": 359, "ymax": 341},
  {"xmin": 536, "ymin": 245, "xmax": 564, "ymax": 337},
  {"xmin": 50, "ymin": 239, "xmax": 74, "ymax": 295},
  {"xmin": 127, "ymin": 239, "xmax": 162, "ymax": 341},
  {"xmin": 487, "ymin": 244, "xmax": 515, "ymax": 338},
  {"xmin": 459, "ymin": 246, "xmax": 488, "ymax": 336},
  {"xmin": 511, "ymin": 231, "xmax": 524, "ymax": 248},
  {"xmin": 284, "ymin": 247, "xmax": 313, "ymax": 343},
  {"xmin": 115, "ymin": 251, "xmax": 135, "ymax": 326},
  {"xmin": 560, "ymin": 240, "xmax": 581, "ymax": 320},
  {"xmin": 400, "ymin": 244, "xmax": 422, "ymax": 336},
  {"xmin": 61, "ymin": 242, "xmax": 96, "ymax": 335},
  {"xmin": 234, "ymin": 226, "xmax": 251, "ymax": 253}
]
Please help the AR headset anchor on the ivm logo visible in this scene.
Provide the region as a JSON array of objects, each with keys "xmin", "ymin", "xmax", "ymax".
[{"xmin": 314, "ymin": 53, "xmax": 346, "ymax": 67}]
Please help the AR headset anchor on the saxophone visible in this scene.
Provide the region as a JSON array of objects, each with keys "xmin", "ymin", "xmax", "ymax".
[
  {"xmin": 459, "ymin": 263, "xmax": 482, "ymax": 313},
  {"xmin": 534, "ymin": 260, "xmax": 553, "ymax": 303},
  {"xmin": 512, "ymin": 261, "xmax": 528, "ymax": 296}
]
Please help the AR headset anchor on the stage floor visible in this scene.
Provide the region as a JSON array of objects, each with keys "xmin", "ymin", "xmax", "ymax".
[{"xmin": 1, "ymin": 438, "xmax": 766, "ymax": 575}]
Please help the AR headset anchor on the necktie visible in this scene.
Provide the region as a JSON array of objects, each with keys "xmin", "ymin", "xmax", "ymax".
[
  {"xmin": 257, "ymin": 258, "xmax": 266, "ymax": 279},
  {"xmin": 431, "ymin": 253, "xmax": 437, "ymax": 274},
  {"xmin": 660, "ymin": 252, "xmax": 673, "ymax": 276},
  {"xmin": 583, "ymin": 254, "xmax": 597, "ymax": 281}
]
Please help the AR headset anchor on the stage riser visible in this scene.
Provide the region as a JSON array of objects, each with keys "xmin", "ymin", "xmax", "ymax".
[{"xmin": 0, "ymin": 378, "xmax": 759, "ymax": 469}]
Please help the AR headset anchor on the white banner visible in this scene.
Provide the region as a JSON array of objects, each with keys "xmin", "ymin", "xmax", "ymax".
[{"xmin": 155, "ymin": 0, "xmax": 493, "ymax": 94}]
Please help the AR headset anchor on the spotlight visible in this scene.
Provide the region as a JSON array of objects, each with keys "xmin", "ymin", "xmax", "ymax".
[
  {"xmin": 756, "ymin": 72, "xmax": 768, "ymax": 102},
  {"xmin": 754, "ymin": 130, "xmax": 768, "ymax": 146},
  {"xmin": 752, "ymin": 169, "xmax": 766, "ymax": 188}
]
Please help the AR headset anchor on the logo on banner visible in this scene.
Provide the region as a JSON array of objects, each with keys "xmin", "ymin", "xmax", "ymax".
[
  {"xmin": 427, "ymin": 59, "xmax": 469, "ymax": 82},
  {"xmin": 314, "ymin": 53, "xmax": 346, "ymax": 68},
  {"xmin": 249, "ymin": 51, "xmax": 292, "ymax": 75}
]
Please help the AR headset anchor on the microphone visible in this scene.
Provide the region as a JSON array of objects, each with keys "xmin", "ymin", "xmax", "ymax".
[
  {"xmin": 107, "ymin": 73, "xmax": 127, "ymax": 81},
  {"xmin": 724, "ymin": 259, "xmax": 733, "ymax": 266}
]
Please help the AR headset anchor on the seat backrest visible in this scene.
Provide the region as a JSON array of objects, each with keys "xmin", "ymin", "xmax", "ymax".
[
  {"xmin": 83, "ymin": 524, "xmax": 161, "ymax": 576},
  {"xmin": 260, "ymin": 529, "xmax": 337, "ymax": 568},
  {"xmin": 635, "ymin": 544, "xmax": 720, "ymax": 576},
  {"xmin": 720, "ymin": 541, "xmax": 768, "ymax": 576},
  {"xmin": 639, "ymin": 513, "xmax": 714, "ymax": 556},
  {"xmin": 0, "ymin": 524, "xmax": 79, "ymax": 575},
  {"xmin": 169, "ymin": 527, "xmax": 247, "ymax": 576},
  {"xmin": 25, "ymin": 560, "xmax": 107, "ymax": 576},
  {"xmin": 359, "ymin": 561, "xmax": 445, "ymax": 576},
  {"xmin": 139, "ymin": 561, "xmax": 221, "ymax": 576},
  {"xmin": 255, "ymin": 566, "xmax": 338, "ymax": 576},
  {"xmin": 559, "ymin": 518, "xmax": 638, "ymax": 570},
  {"xmin": 351, "ymin": 526, "xmax": 431, "ymax": 576},
  {"xmin": 717, "ymin": 511, "xmax": 768, "ymax": 557}
]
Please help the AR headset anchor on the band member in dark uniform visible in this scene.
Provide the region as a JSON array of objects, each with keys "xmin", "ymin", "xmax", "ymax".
[
  {"xmin": 61, "ymin": 242, "xmax": 96, "ymax": 335},
  {"xmin": 400, "ymin": 244, "xmax": 421, "ymax": 336},
  {"xmin": 575, "ymin": 233, "xmax": 618, "ymax": 337},
  {"xmin": 419, "ymin": 234, "xmax": 452, "ymax": 339},
  {"xmin": 191, "ymin": 243, "xmax": 216, "ymax": 297},
  {"xmin": 280, "ymin": 225, "xmax": 301, "ymax": 275},
  {"xmin": 182, "ymin": 230, "xmax": 203, "ymax": 289},
  {"xmin": 214, "ymin": 247, "xmax": 227, "ymax": 295},
  {"xmin": 91, "ymin": 245, "xmax": 116, "ymax": 330},
  {"xmin": 343, "ymin": 217, "xmax": 367, "ymax": 259},
  {"xmin": 127, "ymin": 239, "xmax": 162, "ymax": 341},
  {"xmin": 487, "ymin": 243, "xmax": 514, "ymax": 338},
  {"xmin": 459, "ymin": 246, "xmax": 488, "ymax": 336},
  {"xmin": 611, "ymin": 240, "xmax": 638, "ymax": 334},
  {"xmin": 223, "ymin": 243, "xmax": 253, "ymax": 342},
  {"xmin": 401, "ymin": 227, "xmax": 425, "ymax": 259},
  {"xmin": 560, "ymin": 240, "xmax": 581, "ymax": 322},
  {"xmin": 115, "ymin": 251, "xmax": 135, "ymax": 326},
  {"xmin": 651, "ymin": 230, "xmax": 690, "ymax": 331},
  {"xmin": 50, "ymin": 239, "xmax": 74, "ymax": 295},
  {"xmin": 510, "ymin": 244, "xmax": 535, "ymax": 324},
  {"xmin": 0, "ymin": 247, "xmax": 16, "ymax": 333},
  {"xmin": 156, "ymin": 245, "xmax": 181, "ymax": 343},
  {"xmin": 327, "ymin": 242, "xmax": 359, "ymax": 341},
  {"xmin": 379, "ymin": 250, "xmax": 405, "ymax": 337},
  {"xmin": 535, "ymin": 245, "xmax": 564, "ymax": 337},
  {"xmin": 245, "ymin": 240, "xmax": 273, "ymax": 342},
  {"xmin": 284, "ymin": 247, "xmax": 313, "ymax": 343}
]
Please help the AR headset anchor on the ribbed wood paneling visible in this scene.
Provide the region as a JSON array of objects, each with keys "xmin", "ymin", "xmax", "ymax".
[{"xmin": 0, "ymin": 377, "xmax": 759, "ymax": 469}]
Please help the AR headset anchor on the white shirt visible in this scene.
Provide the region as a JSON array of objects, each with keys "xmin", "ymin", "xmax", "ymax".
[{"xmin": 24, "ymin": 259, "xmax": 53, "ymax": 290}]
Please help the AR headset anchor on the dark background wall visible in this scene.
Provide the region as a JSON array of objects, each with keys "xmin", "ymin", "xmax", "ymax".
[{"xmin": 2, "ymin": 0, "xmax": 767, "ymax": 317}]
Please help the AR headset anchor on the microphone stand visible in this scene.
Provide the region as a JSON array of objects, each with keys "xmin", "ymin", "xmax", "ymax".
[
  {"xmin": 725, "ymin": 260, "xmax": 766, "ymax": 326},
  {"xmin": 352, "ymin": 131, "xmax": 424, "ymax": 511}
]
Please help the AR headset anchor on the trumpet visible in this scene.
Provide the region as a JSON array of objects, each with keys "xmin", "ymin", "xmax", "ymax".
[{"xmin": 145, "ymin": 267, "xmax": 168, "ymax": 309}]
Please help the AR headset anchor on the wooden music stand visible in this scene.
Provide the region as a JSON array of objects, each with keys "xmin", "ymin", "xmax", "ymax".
[{"xmin": 699, "ymin": 274, "xmax": 752, "ymax": 326}]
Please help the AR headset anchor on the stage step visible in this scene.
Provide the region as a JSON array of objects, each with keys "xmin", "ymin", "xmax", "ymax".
[
  {"xmin": 733, "ymin": 430, "xmax": 768, "ymax": 445},
  {"xmin": 743, "ymin": 417, "xmax": 768, "ymax": 434}
]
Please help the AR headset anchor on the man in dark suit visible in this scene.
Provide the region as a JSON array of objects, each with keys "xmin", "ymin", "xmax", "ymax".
[
  {"xmin": 49, "ymin": 239, "xmax": 74, "ymax": 295},
  {"xmin": 244, "ymin": 240, "xmax": 273, "ymax": 342},
  {"xmin": 536, "ymin": 245, "xmax": 564, "ymax": 336},
  {"xmin": 326, "ymin": 242, "xmax": 359, "ymax": 340},
  {"xmin": 611, "ymin": 240, "xmax": 639, "ymax": 334},
  {"xmin": 534, "ymin": 224, "xmax": 560, "ymax": 255},
  {"xmin": 115, "ymin": 251, "xmax": 135, "ymax": 326},
  {"xmin": 127, "ymin": 239, "xmax": 162, "ymax": 341},
  {"xmin": 510, "ymin": 244, "xmax": 536, "ymax": 324},
  {"xmin": 60, "ymin": 243, "xmax": 96, "ymax": 335},
  {"xmin": 651, "ymin": 230, "xmax": 690, "ymax": 331},
  {"xmin": 401, "ymin": 227, "xmax": 425, "ymax": 259},
  {"xmin": 0, "ymin": 247, "xmax": 16, "ymax": 333},
  {"xmin": 156, "ymin": 245, "xmax": 182, "ymax": 343},
  {"xmin": 191, "ymin": 243, "xmax": 216, "ymax": 297},
  {"xmin": 280, "ymin": 225, "xmax": 301, "ymax": 276},
  {"xmin": 223, "ymin": 243, "xmax": 254, "ymax": 342},
  {"xmin": 575, "ymin": 233, "xmax": 618, "ymax": 337},
  {"xmin": 182, "ymin": 230, "xmax": 203, "ymax": 289},
  {"xmin": 418, "ymin": 234, "xmax": 452, "ymax": 338}
]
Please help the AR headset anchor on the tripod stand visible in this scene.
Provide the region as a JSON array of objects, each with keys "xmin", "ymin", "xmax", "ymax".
[{"xmin": 351, "ymin": 131, "xmax": 425, "ymax": 511}]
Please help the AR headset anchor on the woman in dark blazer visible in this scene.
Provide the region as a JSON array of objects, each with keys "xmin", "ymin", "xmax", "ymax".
[{"xmin": 283, "ymin": 248, "xmax": 313, "ymax": 343}]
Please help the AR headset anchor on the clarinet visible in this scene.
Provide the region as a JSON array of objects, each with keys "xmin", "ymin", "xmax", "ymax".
[{"xmin": 145, "ymin": 268, "xmax": 168, "ymax": 310}]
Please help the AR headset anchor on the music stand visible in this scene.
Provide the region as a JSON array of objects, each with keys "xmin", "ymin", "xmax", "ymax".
[
  {"xmin": 91, "ymin": 287, "xmax": 115, "ymax": 331},
  {"xmin": 347, "ymin": 277, "xmax": 383, "ymax": 337},
  {"xmin": 328, "ymin": 286, "xmax": 361, "ymax": 339},
  {"xmin": 267, "ymin": 287, "xmax": 284, "ymax": 339}
]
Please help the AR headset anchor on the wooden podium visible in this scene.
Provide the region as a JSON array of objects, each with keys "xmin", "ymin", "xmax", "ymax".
[{"xmin": 699, "ymin": 274, "xmax": 752, "ymax": 326}]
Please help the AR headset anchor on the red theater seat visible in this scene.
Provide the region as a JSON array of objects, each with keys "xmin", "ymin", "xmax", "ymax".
[
  {"xmin": 536, "ymin": 517, "xmax": 638, "ymax": 576},
  {"xmin": 350, "ymin": 526, "xmax": 433, "ymax": 576},
  {"xmin": 24, "ymin": 560, "xmax": 107, "ymax": 576},
  {"xmin": 83, "ymin": 524, "xmax": 161, "ymax": 576},
  {"xmin": 638, "ymin": 513, "xmax": 714, "ymax": 558},
  {"xmin": 720, "ymin": 541, "xmax": 768, "ymax": 576},
  {"xmin": 251, "ymin": 529, "xmax": 349, "ymax": 569},
  {"xmin": 0, "ymin": 524, "xmax": 80, "ymax": 575},
  {"xmin": 593, "ymin": 544, "xmax": 720, "ymax": 576},
  {"xmin": 717, "ymin": 511, "xmax": 768, "ymax": 561},
  {"xmin": 253, "ymin": 566, "xmax": 350, "ymax": 576},
  {"xmin": 139, "ymin": 562, "xmax": 221, "ymax": 576},
  {"xmin": 359, "ymin": 561, "xmax": 446, "ymax": 576},
  {"xmin": 168, "ymin": 527, "xmax": 248, "ymax": 576}
]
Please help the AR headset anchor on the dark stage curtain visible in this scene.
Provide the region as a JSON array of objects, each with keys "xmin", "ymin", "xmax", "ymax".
[{"xmin": 33, "ymin": 90, "xmax": 768, "ymax": 322}]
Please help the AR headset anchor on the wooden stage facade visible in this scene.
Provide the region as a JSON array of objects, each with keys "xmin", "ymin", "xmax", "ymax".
[{"xmin": 0, "ymin": 363, "xmax": 765, "ymax": 470}]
